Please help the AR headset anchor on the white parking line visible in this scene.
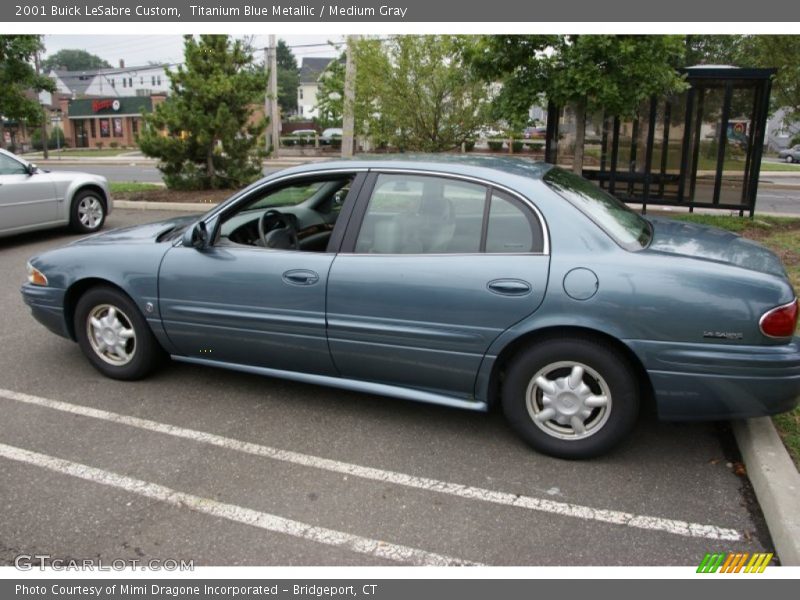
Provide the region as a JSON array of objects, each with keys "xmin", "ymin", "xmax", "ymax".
[
  {"xmin": 0, "ymin": 388, "xmax": 742, "ymax": 541},
  {"xmin": 0, "ymin": 442, "xmax": 479, "ymax": 566}
]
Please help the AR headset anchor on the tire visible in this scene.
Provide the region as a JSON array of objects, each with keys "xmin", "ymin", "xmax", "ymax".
[
  {"xmin": 74, "ymin": 286, "xmax": 163, "ymax": 380},
  {"xmin": 70, "ymin": 189, "xmax": 107, "ymax": 234},
  {"xmin": 501, "ymin": 336, "xmax": 640, "ymax": 459},
  {"xmin": 787, "ymin": 155, "xmax": 794, "ymax": 163}
]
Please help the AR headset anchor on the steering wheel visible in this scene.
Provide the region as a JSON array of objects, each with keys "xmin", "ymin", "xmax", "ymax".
[{"xmin": 257, "ymin": 209, "xmax": 299, "ymax": 250}]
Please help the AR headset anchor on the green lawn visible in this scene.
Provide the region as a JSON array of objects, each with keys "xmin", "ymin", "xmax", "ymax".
[
  {"xmin": 109, "ymin": 182, "xmax": 162, "ymax": 193},
  {"xmin": 759, "ymin": 162, "xmax": 800, "ymax": 172},
  {"xmin": 670, "ymin": 213, "xmax": 800, "ymax": 466}
]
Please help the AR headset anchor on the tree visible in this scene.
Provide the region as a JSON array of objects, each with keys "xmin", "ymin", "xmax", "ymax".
[
  {"xmin": 0, "ymin": 35, "xmax": 55, "ymax": 149},
  {"xmin": 137, "ymin": 35, "xmax": 267, "ymax": 190},
  {"xmin": 276, "ymin": 39, "xmax": 299, "ymax": 116},
  {"xmin": 749, "ymin": 36, "xmax": 800, "ymax": 121},
  {"xmin": 682, "ymin": 35, "xmax": 752, "ymax": 67},
  {"xmin": 41, "ymin": 49, "xmax": 111, "ymax": 72},
  {"xmin": 338, "ymin": 36, "xmax": 490, "ymax": 151},
  {"xmin": 467, "ymin": 35, "xmax": 686, "ymax": 173},
  {"xmin": 314, "ymin": 52, "xmax": 346, "ymax": 128}
]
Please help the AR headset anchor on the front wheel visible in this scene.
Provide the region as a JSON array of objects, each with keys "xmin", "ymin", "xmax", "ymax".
[
  {"xmin": 70, "ymin": 189, "xmax": 106, "ymax": 233},
  {"xmin": 787, "ymin": 155, "xmax": 795, "ymax": 164},
  {"xmin": 502, "ymin": 337, "xmax": 640, "ymax": 459},
  {"xmin": 74, "ymin": 286, "xmax": 163, "ymax": 380}
]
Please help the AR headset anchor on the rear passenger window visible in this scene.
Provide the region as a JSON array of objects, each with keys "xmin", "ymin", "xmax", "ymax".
[
  {"xmin": 354, "ymin": 174, "xmax": 544, "ymax": 254},
  {"xmin": 486, "ymin": 191, "xmax": 542, "ymax": 253}
]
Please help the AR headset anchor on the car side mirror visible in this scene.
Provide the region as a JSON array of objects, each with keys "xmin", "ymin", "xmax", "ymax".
[
  {"xmin": 183, "ymin": 221, "xmax": 210, "ymax": 249},
  {"xmin": 26, "ymin": 163, "xmax": 38, "ymax": 175}
]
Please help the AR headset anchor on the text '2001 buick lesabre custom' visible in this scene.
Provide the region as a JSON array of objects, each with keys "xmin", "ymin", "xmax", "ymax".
[{"xmin": 21, "ymin": 156, "xmax": 800, "ymax": 458}]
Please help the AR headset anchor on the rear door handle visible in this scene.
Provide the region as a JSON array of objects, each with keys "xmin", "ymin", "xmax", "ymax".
[
  {"xmin": 487, "ymin": 279, "xmax": 532, "ymax": 296},
  {"xmin": 282, "ymin": 269, "xmax": 320, "ymax": 286}
]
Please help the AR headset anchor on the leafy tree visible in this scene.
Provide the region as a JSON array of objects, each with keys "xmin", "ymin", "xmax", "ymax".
[
  {"xmin": 137, "ymin": 35, "xmax": 267, "ymax": 190},
  {"xmin": 314, "ymin": 51, "xmax": 346, "ymax": 128},
  {"xmin": 749, "ymin": 36, "xmax": 800, "ymax": 121},
  {"xmin": 467, "ymin": 35, "xmax": 686, "ymax": 173},
  {"xmin": 276, "ymin": 39, "xmax": 299, "ymax": 116},
  {"xmin": 682, "ymin": 35, "xmax": 752, "ymax": 67},
  {"xmin": 42, "ymin": 48, "xmax": 111, "ymax": 72},
  {"xmin": 0, "ymin": 35, "xmax": 55, "ymax": 149},
  {"xmin": 339, "ymin": 36, "xmax": 490, "ymax": 151}
]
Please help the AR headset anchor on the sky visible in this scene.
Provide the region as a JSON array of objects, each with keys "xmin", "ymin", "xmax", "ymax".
[{"xmin": 42, "ymin": 35, "xmax": 344, "ymax": 69}]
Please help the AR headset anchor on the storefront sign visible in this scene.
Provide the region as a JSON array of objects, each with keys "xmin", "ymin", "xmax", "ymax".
[{"xmin": 91, "ymin": 99, "xmax": 121, "ymax": 113}]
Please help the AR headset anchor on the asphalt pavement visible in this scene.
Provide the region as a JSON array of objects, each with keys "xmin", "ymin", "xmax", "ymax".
[{"xmin": 0, "ymin": 209, "xmax": 776, "ymax": 566}]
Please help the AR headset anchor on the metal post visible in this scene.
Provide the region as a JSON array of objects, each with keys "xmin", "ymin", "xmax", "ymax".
[
  {"xmin": 659, "ymin": 101, "xmax": 671, "ymax": 198},
  {"xmin": 608, "ymin": 117, "xmax": 620, "ymax": 196},
  {"xmin": 34, "ymin": 52, "xmax": 48, "ymax": 159},
  {"xmin": 747, "ymin": 78, "xmax": 772, "ymax": 218},
  {"xmin": 341, "ymin": 35, "xmax": 358, "ymax": 158},
  {"xmin": 677, "ymin": 88, "xmax": 695, "ymax": 203},
  {"xmin": 712, "ymin": 83, "xmax": 733, "ymax": 206},
  {"xmin": 642, "ymin": 96, "xmax": 658, "ymax": 214},
  {"xmin": 266, "ymin": 35, "xmax": 280, "ymax": 158},
  {"xmin": 688, "ymin": 88, "xmax": 706, "ymax": 211}
]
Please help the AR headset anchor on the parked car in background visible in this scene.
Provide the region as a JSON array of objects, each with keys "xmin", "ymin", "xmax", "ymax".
[
  {"xmin": 282, "ymin": 129, "xmax": 318, "ymax": 146},
  {"xmin": 21, "ymin": 156, "xmax": 800, "ymax": 459},
  {"xmin": 523, "ymin": 126, "xmax": 547, "ymax": 139},
  {"xmin": 778, "ymin": 144, "xmax": 800, "ymax": 163},
  {"xmin": 0, "ymin": 148, "xmax": 110, "ymax": 238},
  {"xmin": 320, "ymin": 128, "xmax": 343, "ymax": 145}
]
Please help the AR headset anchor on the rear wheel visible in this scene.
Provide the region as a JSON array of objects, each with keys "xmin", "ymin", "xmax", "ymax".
[
  {"xmin": 74, "ymin": 286, "xmax": 162, "ymax": 380},
  {"xmin": 787, "ymin": 155, "xmax": 795, "ymax": 163},
  {"xmin": 502, "ymin": 336, "xmax": 639, "ymax": 459},
  {"xmin": 70, "ymin": 189, "xmax": 106, "ymax": 233}
]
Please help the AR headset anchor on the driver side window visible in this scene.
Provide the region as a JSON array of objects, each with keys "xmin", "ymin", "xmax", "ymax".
[{"xmin": 216, "ymin": 175, "xmax": 356, "ymax": 252}]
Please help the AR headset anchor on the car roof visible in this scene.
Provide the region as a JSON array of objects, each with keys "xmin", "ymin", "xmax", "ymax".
[{"xmin": 274, "ymin": 154, "xmax": 555, "ymax": 182}]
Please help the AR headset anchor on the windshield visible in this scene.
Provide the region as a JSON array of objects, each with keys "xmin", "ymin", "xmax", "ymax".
[{"xmin": 544, "ymin": 168, "xmax": 652, "ymax": 250}]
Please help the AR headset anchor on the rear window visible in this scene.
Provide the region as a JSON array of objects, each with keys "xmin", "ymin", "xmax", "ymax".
[{"xmin": 544, "ymin": 168, "xmax": 652, "ymax": 250}]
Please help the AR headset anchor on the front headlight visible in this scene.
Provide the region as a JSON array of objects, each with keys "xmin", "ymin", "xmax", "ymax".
[{"xmin": 26, "ymin": 262, "xmax": 48, "ymax": 286}]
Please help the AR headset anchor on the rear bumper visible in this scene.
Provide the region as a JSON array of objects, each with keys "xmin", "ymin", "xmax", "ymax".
[
  {"xmin": 20, "ymin": 283, "xmax": 70, "ymax": 340},
  {"xmin": 627, "ymin": 338, "xmax": 800, "ymax": 420}
]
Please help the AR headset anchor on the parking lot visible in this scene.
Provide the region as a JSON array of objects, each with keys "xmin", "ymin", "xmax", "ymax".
[{"xmin": 0, "ymin": 209, "xmax": 775, "ymax": 566}]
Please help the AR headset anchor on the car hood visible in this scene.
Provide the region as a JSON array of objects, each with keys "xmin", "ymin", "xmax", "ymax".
[
  {"xmin": 645, "ymin": 216, "xmax": 787, "ymax": 277},
  {"xmin": 70, "ymin": 214, "xmax": 200, "ymax": 246}
]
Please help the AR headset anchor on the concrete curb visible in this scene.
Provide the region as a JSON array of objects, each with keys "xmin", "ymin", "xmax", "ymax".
[{"xmin": 732, "ymin": 418, "xmax": 800, "ymax": 566}]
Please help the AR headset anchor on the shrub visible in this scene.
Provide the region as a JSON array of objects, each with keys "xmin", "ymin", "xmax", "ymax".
[
  {"xmin": 95, "ymin": 142, "xmax": 104, "ymax": 149},
  {"xmin": 511, "ymin": 140, "xmax": 524, "ymax": 153},
  {"xmin": 464, "ymin": 140, "xmax": 475, "ymax": 152},
  {"xmin": 488, "ymin": 140, "xmax": 504, "ymax": 151},
  {"xmin": 109, "ymin": 141, "xmax": 119, "ymax": 148}
]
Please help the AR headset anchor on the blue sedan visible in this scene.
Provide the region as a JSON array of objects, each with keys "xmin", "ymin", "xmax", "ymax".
[{"xmin": 21, "ymin": 156, "xmax": 800, "ymax": 458}]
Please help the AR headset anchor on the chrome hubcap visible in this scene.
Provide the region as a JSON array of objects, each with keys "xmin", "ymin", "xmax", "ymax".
[
  {"xmin": 86, "ymin": 304, "xmax": 136, "ymax": 366},
  {"xmin": 525, "ymin": 361, "xmax": 611, "ymax": 441},
  {"xmin": 78, "ymin": 196, "xmax": 104, "ymax": 229}
]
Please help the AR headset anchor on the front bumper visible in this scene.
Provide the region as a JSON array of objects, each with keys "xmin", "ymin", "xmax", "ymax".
[
  {"xmin": 20, "ymin": 283, "xmax": 70, "ymax": 340},
  {"xmin": 627, "ymin": 338, "xmax": 800, "ymax": 420}
]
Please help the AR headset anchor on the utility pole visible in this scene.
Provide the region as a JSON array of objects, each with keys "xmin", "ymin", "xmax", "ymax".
[
  {"xmin": 34, "ymin": 52, "xmax": 48, "ymax": 160},
  {"xmin": 341, "ymin": 35, "xmax": 358, "ymax": 158},
  {"xmin": 265, "ymin": 35, "xmax": 280, "ymax": 158}
]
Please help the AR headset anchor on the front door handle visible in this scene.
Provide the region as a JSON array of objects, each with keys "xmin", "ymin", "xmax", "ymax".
[
  {"xmin": 282, "ymin": 269, "xmax": 320, "ymax": 286},
  {"xmin": 487, "ymin": 279, "xmax": 532, "ymax": 296}
]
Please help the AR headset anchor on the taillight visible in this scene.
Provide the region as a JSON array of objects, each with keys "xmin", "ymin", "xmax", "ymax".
[{"xmin": 759, "ymin": 299, "xmax": 799, "ymax": 338}]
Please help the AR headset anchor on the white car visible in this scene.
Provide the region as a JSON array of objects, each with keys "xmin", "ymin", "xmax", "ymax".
[{"xmin": 0, "ymin": 148, "xmax": 110, "ymax": 238}]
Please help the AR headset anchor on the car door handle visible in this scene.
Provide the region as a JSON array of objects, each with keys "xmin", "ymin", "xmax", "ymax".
[
  {"xmin": 282, "ymin": 269, "xmax": 320, "ymax": 286},
  {"xmin": 487, "ymin": 279, "xmax": 532, "ymax": 296}
]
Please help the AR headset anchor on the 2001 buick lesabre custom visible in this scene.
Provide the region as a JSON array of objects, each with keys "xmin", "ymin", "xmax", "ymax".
[{"xmin": 20, "ymin": 156, "xmax": 800, "ymax": 458}]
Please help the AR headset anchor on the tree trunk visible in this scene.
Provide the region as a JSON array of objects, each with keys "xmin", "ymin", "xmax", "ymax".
[
  {"xmin": 206, "ymin": 146, "xmax": 215, "ymax": 186},
  {"xmin": 572, "ymin": 101, "xmax": 586, "ymax": 176}
]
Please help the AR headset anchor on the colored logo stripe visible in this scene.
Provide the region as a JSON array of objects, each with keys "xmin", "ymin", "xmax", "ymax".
[{"xmin": 697, "ymin": 552, "xmax": 773, "ymax": 573}]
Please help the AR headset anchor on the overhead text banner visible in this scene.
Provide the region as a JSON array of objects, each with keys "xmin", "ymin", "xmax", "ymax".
[{"xmin": 4, "ymin": 0, "xmax": 800, "ymax": 22}]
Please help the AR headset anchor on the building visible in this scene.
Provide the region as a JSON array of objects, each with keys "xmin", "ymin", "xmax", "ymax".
[
  {"xmin": 57, "ymin": 94, "xmax": 166, "ymax": 148},
  {"xmin": 296, "ymin": 57, "xmax": 336, "ymax": 119},
  {"xmin": 766, "ymin": 108, "xmax": 800, "ymax": 152},
  {"xmin": 49, "ymin": 61, "xmax": 170, "ymax": 99}
]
